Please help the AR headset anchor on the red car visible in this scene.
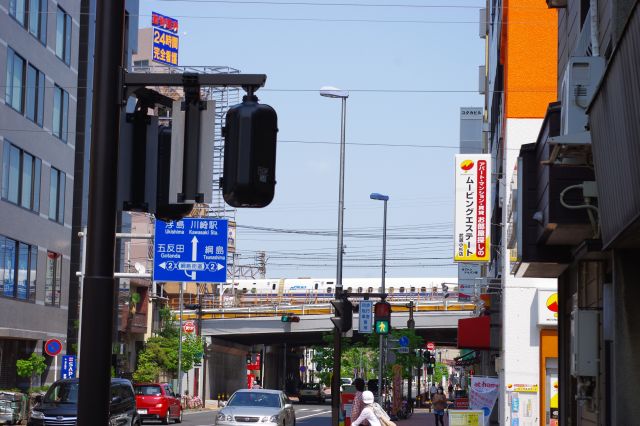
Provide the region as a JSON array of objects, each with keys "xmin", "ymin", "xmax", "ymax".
[{"xmin": 134, "ymin": 383, "xmax": 183, "ymax": 424}]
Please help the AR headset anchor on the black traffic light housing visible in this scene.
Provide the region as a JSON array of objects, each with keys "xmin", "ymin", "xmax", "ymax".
[
  {"xmin": 374, "ymin": 301, "xmax": 392, "ymax": 335},
  {"xmin": 330, "ymin": 298, "xmax": 353, "ymax": 333},
  {"xmin": 222, "ymin": 92, "xmax": 278, "ymax": 208}
]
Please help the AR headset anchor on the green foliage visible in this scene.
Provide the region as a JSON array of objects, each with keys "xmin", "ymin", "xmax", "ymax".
[
  {"xmin": 16, "ymin": 353, "xmax": 47, "ymax": 378},
  {"xmin": 130, "ymin": 292, "xmax": 141, "ymax": 305},
  {"xmin": 133, "ymin": 306, "xmax": 204, "ymax": 382},
  {"xmin": 311, "ymin": 333, "xmax": 379, "ymax": 384},
  {"xmin": 433, "ymin": 362, "xmax": 449, "ymax": 384}
]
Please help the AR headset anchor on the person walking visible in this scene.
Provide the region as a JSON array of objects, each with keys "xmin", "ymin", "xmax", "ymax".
[
  {"xmin": 429, "ymin": 383, "xmax": 437, "ymax": 402},
  {"xmin": 252, "ymin": 379, "xmax": 262, "ymax": 389},
  {"xmin": 432, "ymin": 387, "xmax": 447, "ymax": 426},
  {"xmin": 351, "ymin": 378, "xmax": 368, "ymax": 426},
  {"xmin": 352, "ymin": 391, "xmax": 391, "ymax": 426}
]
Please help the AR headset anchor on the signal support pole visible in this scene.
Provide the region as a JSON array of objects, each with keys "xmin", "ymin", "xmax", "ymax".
[{"xmin": 77, "ymin": 0, "xmax": 126, "ymax": 424}]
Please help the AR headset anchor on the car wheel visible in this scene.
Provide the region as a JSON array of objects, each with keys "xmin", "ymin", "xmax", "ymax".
[
  {"xmin": 175, "ymin": 409, "xmax": 183, "ymax": 423},
  {"xmin": 162, "ymin": 409, "xmax": 171, "ymax": 425}
]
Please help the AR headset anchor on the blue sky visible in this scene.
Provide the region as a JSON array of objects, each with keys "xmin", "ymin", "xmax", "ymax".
[{"xmin": 141, "ymin": 0, "xmax": 485, "ymax": 279}]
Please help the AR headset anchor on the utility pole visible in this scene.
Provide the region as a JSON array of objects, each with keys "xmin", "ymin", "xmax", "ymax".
[
  {"xmin": 77, "ymin": 0, "xmax": 125, "ymax": 424},
  {"xmin": 407, "ymin": 301, "xmax": 415, "ymax": 409}
]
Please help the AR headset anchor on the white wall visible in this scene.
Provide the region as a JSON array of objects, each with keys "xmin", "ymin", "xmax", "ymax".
[{"xmin": 499, "ymin": 119, "xmax": 557, "ymax": 426}]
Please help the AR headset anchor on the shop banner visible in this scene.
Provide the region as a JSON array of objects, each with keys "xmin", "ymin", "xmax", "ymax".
[
  {"xmin": 470, "ymin": 376, "xmax": 499, "ymax": 425},
  {"xmin": 454, "ymin": 154, "xmax": 491, "ymax": 262}
]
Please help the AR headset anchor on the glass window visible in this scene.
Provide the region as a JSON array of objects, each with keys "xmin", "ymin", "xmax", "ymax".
[
  {"xmin": 5, "ymin": 49, "xmax": 25, "ymax": 113},
  {"xmin": 25, "ymin": 64, "xmax": 45, "ymax": 126},
  {"xmin": 56, "ymin": 7, "xmax": 72, "ymax": 65},
  {"xmin": 10, "ymin": 0, "xmax": 47, "ymax": 42},
  {"xmin": 2, "ymin": 141, "xmax": 41, "ymax": 212},
  {"xmin": 49, "ymin": 167, "xmax": 65, "ymax": 223},
  {"xmin": 52, "ymin": 85, "xmax": 69, "ymax": 141},
  {"xmin": 46, "ymin": 251, "xmax": 61, "ymax": 306},
  {"xmin": 0, "ymin": 237, "xmax": 35, "ymax": 301}
]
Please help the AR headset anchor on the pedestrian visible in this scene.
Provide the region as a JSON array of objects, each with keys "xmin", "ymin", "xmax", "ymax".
[
  {"xmin": 352, "ymin": 391, "xmax": 394, "ymax": 426},
  {"xmin": 448, "ymin": 383, "xmax": 454, "ymax": 399},
  {"xmin": 351, "ymin": 378, "xmax": 368, "ymax": 426},
  {"xmin": 252, "ymin": 379, "xmax": 262, "ymax": 389},
  {"xmin": 432, "ymin": 387, "xmax": 447, "ymax": 426},
  {"xmin": 429, "ymin": 383, "xmax": 437, "ymax": 401}
]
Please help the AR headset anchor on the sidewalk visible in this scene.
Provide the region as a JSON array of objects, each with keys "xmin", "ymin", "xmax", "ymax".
[{"xmin": 397, "ymin": 409, "xmax": 450, "ymax": 426}]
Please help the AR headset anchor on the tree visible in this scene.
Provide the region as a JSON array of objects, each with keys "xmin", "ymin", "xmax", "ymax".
[
  {"xmin": 133, "ymin": 306, "xmax": 204, "ymax": 382},
  {"xmin": 433, "ymin": 362, "xmax": 449, "ymax": 385},
  {"xmin": 16, "ymin": 353, "xmax": 47, "ymax": 388},
  {"xmin": 366, "ymin": 328, "xmax": 424, "ymax": 379}
]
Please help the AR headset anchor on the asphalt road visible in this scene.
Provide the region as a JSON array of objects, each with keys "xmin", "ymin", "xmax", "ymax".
[{"xmin": 170, "ymin": 403, "xmax": 332, "ymax": 426}]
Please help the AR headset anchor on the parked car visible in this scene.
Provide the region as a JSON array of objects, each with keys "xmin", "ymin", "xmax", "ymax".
[
  {"xmin": 298, "ymin": 383, "xmax": 325, "ymax": 404},
  {"xmin": 134, "ymin": 383, "xmax": 182, "ymax": 424},
  {"xmin": 28, "ymin": 378, "xmax": 140, "ymax": 426},
  {"xmin": 215, "ymin": 389, "xmax": 295, "ymax": 426}
]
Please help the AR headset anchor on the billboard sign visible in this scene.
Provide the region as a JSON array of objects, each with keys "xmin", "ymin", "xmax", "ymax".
[
  {"xmin": 61, "ymin": 355, "xmax": 77, "ymax": 379},
  {"xmin": 454, "ymin": 154, "xmax": 491, "ymax": 262},
  {"xmin": 537, "ymin": 290, "xmax": 558, "ymax": 326},
  {"xmin": 151, "ymin": 12, "xmax": 179, "ymax": 66},
  {"xmin": 470, "ymin": 376, "xmax": 499, "ymax": 425}
]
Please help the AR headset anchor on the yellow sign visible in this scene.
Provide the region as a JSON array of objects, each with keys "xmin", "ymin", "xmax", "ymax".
[
  {"xmin": 507, "ymin": 384, "xmax": 539, "ymax": 393},
  {"xmin": 448, "ymin": 410, "xmax": 483, "ymax": 426}
]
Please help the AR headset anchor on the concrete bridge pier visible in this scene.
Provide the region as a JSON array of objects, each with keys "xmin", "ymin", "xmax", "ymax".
[
  {"xmin": 205, "ymin": 338, "xmax": 250, "ymax": 400},
  {"xmin": 262, "ymin": 344, "xmax": 304, "ymax": 392}
]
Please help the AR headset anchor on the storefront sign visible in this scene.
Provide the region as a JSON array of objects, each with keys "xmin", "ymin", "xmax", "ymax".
[
  {"xmin": 537, "ymin": 290, "xmax": 558, "ymax": 326},
  {"xmin": 507, "ymin": 384, "xmax": 539, "ymax": 393},
  {"xmin": 454, "ymin": 154, "xmax": 491, "ymax": 262}
]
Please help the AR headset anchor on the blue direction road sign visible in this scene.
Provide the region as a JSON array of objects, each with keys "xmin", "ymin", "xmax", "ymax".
[
  {"xmin": 61, "ymin": 355, "xmax": 76, "ymax": 379},
  {"xmin": 399, "ymin": 336, "xmax": 410, "ymax": 347},
  {"xmin": 154, "ymin": 218, "xmax": 228, "ymax": 283},
  {"xmin": 358, "ymin": 301, "xmax": 373, "ymax": 334}
]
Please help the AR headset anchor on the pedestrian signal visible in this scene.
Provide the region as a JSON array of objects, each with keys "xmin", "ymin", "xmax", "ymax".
[{"xmin": 374, "ymin": 301, "xmax": 391, "ymax": 335}]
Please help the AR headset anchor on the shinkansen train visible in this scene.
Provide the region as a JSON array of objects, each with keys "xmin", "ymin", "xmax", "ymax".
[{"xmin": 227, "ymin": 277, "xmax": 458, "ymax": 304}]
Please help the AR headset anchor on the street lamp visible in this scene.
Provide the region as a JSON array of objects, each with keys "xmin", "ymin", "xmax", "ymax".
[
  {"xmin": 320, "ymin": 86, "xmax": 349, "ymax": 426},
  {"xmin": 370, "ymin": 192, "xmax": 389, "ymax": 401}
]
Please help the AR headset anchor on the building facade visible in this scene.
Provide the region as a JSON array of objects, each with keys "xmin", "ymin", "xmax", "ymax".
[
  {"xmin": 0, "ymin": 0, "xmax": 80, "ymax": 388},
  {"xmin": 480, "ymin": 0, "xmax": 559, "ymax": 424},
  {"xmin": 506, "ymin": 0, "xmax": 640, "ymax": 424}
]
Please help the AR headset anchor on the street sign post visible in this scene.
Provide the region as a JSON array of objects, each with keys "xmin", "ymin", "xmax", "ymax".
[
  {"xmin": 398, "ymin": 347, "xmax": 409, "ymax": 354},
  {"xmin": 182, "ymin": 320, "xmax": 196, "ymax": 334},
  {"xmin": 358, "ymin": 301, "xmax": 373, "ymax": 334},
  {"xmin": 154, "ymin": 218, "xmax": 228, "ymax": 283},
  {"xmin": 45, "ymin": 339, "xmax": 63, "ymax": 356}
]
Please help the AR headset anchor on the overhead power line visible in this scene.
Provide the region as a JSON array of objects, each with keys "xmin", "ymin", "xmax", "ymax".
[{"xmin": 158, "ymin": 0, "xmax": 483, "ymax": 8}]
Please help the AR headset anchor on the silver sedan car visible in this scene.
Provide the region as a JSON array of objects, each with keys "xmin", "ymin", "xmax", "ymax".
[{"xmin": 216, "ymin": 390, "xmax": 296, "ymax": 426}]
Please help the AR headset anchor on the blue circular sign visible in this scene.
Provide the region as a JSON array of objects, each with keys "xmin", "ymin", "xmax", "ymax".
[
  {"xmin": 45, "ymin": 339, "xmax": 63, "ymax": 356},
  {"xmin": 399, "ymin": 336, "xmax": 410, "ymax": 347},
  {"xmin": 299, "ymin": 366, "xmax": 307, "ymax": 373}
]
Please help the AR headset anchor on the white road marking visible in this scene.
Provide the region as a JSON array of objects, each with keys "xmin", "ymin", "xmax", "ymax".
[{"xmin": 297, "ymin": 410, "xmax": 332, "ymax": 420}]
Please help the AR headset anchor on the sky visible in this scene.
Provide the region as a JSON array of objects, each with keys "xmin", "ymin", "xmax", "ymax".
[{"xmin": 140, "ymin": 0, "xmax": 485, "ymax": 279}]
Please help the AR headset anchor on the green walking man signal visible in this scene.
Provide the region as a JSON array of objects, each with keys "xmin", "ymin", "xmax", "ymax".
[{"xmin": 374, "ymin": 301, "xmax": 392, "ymax": 335}]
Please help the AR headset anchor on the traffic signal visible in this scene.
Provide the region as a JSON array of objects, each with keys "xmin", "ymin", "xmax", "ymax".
[
  {"xmin": 374, "ymin": 301, "xmax": 392, "ymax": 335},
  {"xmin": 281, "ymin": 313, "xmax": 300, "ymax": 323},
  {"xmin": 222, "ymin": 94, "xmax": 278, "ymax": 208},
  {"xmin": 330, "ymin": 298, "xmax": 353, "ymax": 332}
]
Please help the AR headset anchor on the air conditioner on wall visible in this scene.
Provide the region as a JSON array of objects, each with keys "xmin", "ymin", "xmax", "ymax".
[
  {"xmin": 560, "ymin": 56, "xmax": 605, "ymax": 136},
  {"xmin": 546, "ymin": 56, "xmax": 606, "ymax": 163}
]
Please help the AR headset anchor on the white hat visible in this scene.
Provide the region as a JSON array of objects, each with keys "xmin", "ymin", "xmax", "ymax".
[{"xmin": 362, "ymin": 391, "xmax": 375, "ymax": 404}]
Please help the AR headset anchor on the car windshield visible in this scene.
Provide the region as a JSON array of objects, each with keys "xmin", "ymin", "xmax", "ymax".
[
  {"xmin": 135, "ymin": 385, "xmax": 162, "ymax": 396},
  {"xmin": 44, "ymin": 382, "xmax": 79, "ymax": 404},
  {"xmin": 227, "ymin": 392, "xmax": 281, "ymax": 408},
  {"xmin": 340, "ymin": 379, "xmax": 351, "ymax": 385}
]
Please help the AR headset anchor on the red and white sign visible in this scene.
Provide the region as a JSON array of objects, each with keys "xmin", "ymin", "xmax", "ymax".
[
  {"xmin": 426, "ymin": 342, "xmax": 436, "ymax": 351},
  {"xmin": 454, "ymin": 154, "xmax": 491, "ymax": 262},
  {"xmin": 182, "ymin": 320, "xmax": 196, "ymax": 334},
  {"xmin": 45, "ymin": 339, "xmax": 63, "ymax": 356}
]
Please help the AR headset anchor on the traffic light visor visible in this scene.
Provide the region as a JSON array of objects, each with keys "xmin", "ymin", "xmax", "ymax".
[{"xmin": 374, "ymin": 302, "xmax": 391, "ymax": 317}]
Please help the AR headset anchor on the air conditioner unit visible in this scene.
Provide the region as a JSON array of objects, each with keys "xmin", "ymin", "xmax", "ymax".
[{"xmin": 560, "ymin": 56, "xmax": 605, "ymax": 136}]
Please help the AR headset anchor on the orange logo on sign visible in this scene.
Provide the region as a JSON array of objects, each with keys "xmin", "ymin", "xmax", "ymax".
[
  {"xmin": 546, "ymin": 293, "xmax": 558, "ymax": 313},
  {"xmin": 460, "ymin": 160, "xmax": 474, "ymax": 171}
]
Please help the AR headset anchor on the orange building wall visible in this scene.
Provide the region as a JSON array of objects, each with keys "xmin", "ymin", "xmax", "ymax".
[
  {"xmin": 502, "ymin": 0, "xmax": 558, "ymax": 118},
  {"xmin": 540, "ymin": 328, "xmax": 559, "ymax": 425}
]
